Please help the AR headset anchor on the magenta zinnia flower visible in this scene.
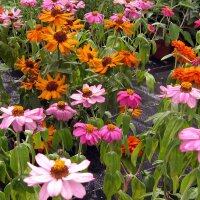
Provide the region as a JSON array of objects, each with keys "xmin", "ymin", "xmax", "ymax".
[
  {"xmin": 110, "ymin": 13, "xmax": 129, "ymax": 22},
  {"xmin": 179, "ymin": 127, "xmax": 200, "ymax": 162},
  {"xmin": 117, "ymin": 89, "xmax": 142, "ymax": 109},
  {"xmin": 159, "ymin": 82, "xmax": 200, "ymax": 108},
  {"xmin": 70, "ymin": 84, "xmax": 106, "ymax": 108},
  {"xmin": 194, "ymin": 19, "xmax": 200, "ymax": 28},
  {"xmin": 84, "ymin": 11, "xmax": 104, "ymax": 24},
  {"xmin": 0, "ymin": 106, "xmax": 45, "ymax": 133},
  {"xmin": 73, "ymin": 123, "xmax": 100, "ymax": 145},
  {"xmin": 20, "ymin": 0, "xmax": 37, "ymax": 7},
  {"xmin": 46, "ymin": 101, "xmax": 76, "ymax": 121},
  {"xmin": 124, "ymin": 7, "xmax": 141, "ymax": 19},
  {"xmin": 24, "ymin": 153, "xmax": 94, "ymax": 200},
  {"xmin": 99, "ymin": 124, "xmax": 122, "ymax": 143},
  {"xmin": 161, "ymin": 6, "xmax": 174, "ymax": 17},
  {"xmin": 127, "ymin": 0, "xmax": 154, "ymax": 12},
  {"xmin": 42, "ymin": 0, "xmax": 67, "ymax": 10},
  {"xmin": 148, "ymin": 24, "xmax": 155, "ymax": 33}
]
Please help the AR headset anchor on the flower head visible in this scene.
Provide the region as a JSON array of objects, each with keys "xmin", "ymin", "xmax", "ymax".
[
  {"xmin": 124, "ymin": 7, "xmax": 141, "ymax": 19},
  {"xmin": 46, "ymin": 101, "xmax": 76, "ymax": 121},
  {"xmin": 24, "ymin": 153, "xmax": 94, "ymax": 200},
  {"xmin": 120, "ymin": 50, "xmax": 140, "ymax": 67},
  {"xmin": 0, "ymin": 8, "xmax": 22, "ymax": 22},
  {"xmin": 148, "ymin": 24, "xmax": 155, "ymax": 33},
  {"xmin": 20, "ymin": 0, "xmax": 37, "ymax": 7},
  {"xmin": 0, "ymin": 106, "xmax": 45, "ymax": 133},
  {"xmin": 73, "ymin": 123, "xmax": 100, "ymax": 145},
  {"xmin": 127, "ymin": 0, "xmax": 154, "ymax": 12},
  {"xmin": 194, "ymin": 19, "xmax": 200, "ymax": 28},
  {"xmin": 99, "ymin": 124, "xmax": 122, "ymax": 143},
  {"xmin": 159, "ymin": 82, "xmax": 200, "ymax": 108},
  {"xmin": 42, "ymin": 0, "xmax": 67, "ymax": 10},
  {"xmin": 117, "ymin": 89, "xmax": 142, "ymax": 108},
  {"xmin": 110, "ymin": 13, "xmax": 129, "ymax": 22},
  {"xmin": 70, "ymin": 84, "xmax": 106, "ymax": 108},
  {"xmin": 84, "ymin": 11, "xmax": 104, "ymax": 24},
  {"xmin": 179, "ymin": 127, "xmax": 200, "ymax": 162},
  {"xmin": 161, "ymin": 6, "xmax": 174, "ymax": 17},
  {"xmin": 36, "ymin": 73, "xmax": 69, "ymax": 100}
]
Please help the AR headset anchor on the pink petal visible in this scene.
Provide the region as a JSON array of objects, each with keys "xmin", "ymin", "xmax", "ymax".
[
  {"xmin": 47, "ymin": 179, "xmax": 62, "ymax": 197},
  {"xmin": 39, "ymin": 183, "xmax": 49, "ymax": 200},
  {"xmin": 69, "ymin": 160, "xmax": 90, "ymax": 173},
  {"xmin": 63, "ymin": 172, "xmax": 94, "ymax": 182},
  {"xmin": 35, "ymin": 153, "xmax": 53, "ymax": 170},
  {"xmin": 0, "ymin": 116, "xmax": 15, "ymax": 129},
  {"xmin": 68, "ymin": 180, "xmax": 86, "ymax": 198},
  {"xmin": 61, "ymin": 181, "xmax": 73, "ymax": 199}
]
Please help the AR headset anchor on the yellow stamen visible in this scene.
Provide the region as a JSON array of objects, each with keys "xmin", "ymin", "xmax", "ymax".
[
  {"xmin": 107, "ymin": 124, "xmax": 115, "ymax": 131},
  {"xmin": 127, "ymin": 89, "xmax": 134, "ymax": 95},
  {"xmin": 180, "ymin": 82, "xmax": 192, "ymax": 93},
  {"xmin": 50, "ymin": 160, "xmax": 69, "ymax": 179},
  {"xmin": 85, "ymin": 124, "xmax": 95, "ymax": 133},
  {"xmin": 12, "ymin": 106, "xmax": 24, "ymax": 116},
  {"xmin": 57, "ymin": 101, "xmax": 65, "ymax": 110}
]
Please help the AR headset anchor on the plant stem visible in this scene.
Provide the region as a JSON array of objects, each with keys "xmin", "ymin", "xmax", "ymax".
[{"xmin": 77, "ymin": 142, "xmax": 82, "ymax": 158}]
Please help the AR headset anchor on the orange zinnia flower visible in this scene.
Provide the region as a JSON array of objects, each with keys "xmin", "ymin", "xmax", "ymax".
[
  {"xmin": 43, "ymin": 26, "xmax": 78, "ymax": 55},
  {"xmin": 27, "ymin": 24, "xmax": 47, "ymax": 43},
  {"xmin": 171, "ymin": 67, "xmax": 186, "ymax": 82},
  {"xmin": 35, "ymin": 73, "xmax": 69, "ymax": 100},
  {"xmin": 104, "ymin": 15, "xmax": 134, "ymax": 35},
  {"xmin": 171, "ymin": 40, "xmax": 196, "ymax": 63},
  {"xmin": 119, "ymin": 106, "xmax": 143, "ymax": 118},
  {"xmin": 182, "ymin": 67, "xmax": 200, "ymax": 84},
  {"xmin": 65, "ymin": 19, "xmax": 84, "ymax": 32},
  {"xmin": 16, "ymin": 56, "xmax": 40, "ymax": 75},
  {"xmin": 121, "ymin": 135, "xmax": 142, "ymax": 155},
  {"xmin": 39, "ymin": 7, "xmax": 74, "ymax": 27},
  {"xmin": 90, "ymin": 52, "xmax": 124, "ymax": 75},
  {"xmin": 120, "ymin": 50, "xmax": 140, "ymax": 67}
]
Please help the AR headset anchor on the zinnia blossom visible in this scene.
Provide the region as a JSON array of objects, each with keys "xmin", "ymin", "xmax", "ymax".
[
  {"xmin": 42, "ymin": 0, "xmax": 67, "ymax": 10},
  {"xmin": 159, "ymin": 82, "xmax": 200, "ymax": 108},
  {"xmin": 161, "ymin": 6, "xmax": 174, "ymax": 17},
  {"xmin": 20, "ymin": 0, "xmax": 37, "ymax": 7},
  {"xmin": 179, "ymin": 127, "xmax": 200, "ymax": 162},
  {"xmin": 120, "ymin": 50, "xmax": 140, "ymax": 67},
  {"xmin": 0, "ymin": 106, "xmax": 45, "ymax": 133},
  {"xmin": 110, "ymin": 13, "xmax": 129, "ymax": 22},
  {"xmin": 70, "ymin": 84, "xmax": 106, "ymax": 108},
  {"xmin": 24, "ymin": 153, "xmax": 94, "ymax": 200},
  {"xmin": 194, "ymin": 19, "xmax": 200, "ymax": 28},
  {"xmin": 27, "ymin": 24, "xmax": 46, "ymax": 43},
  {"xmin": 73, "ymin": 123, "xmax": 100, "ymax": 145},
  {"xmin": 36, "ymin": 73, "xmax": 69, "ymax": 100},
  {"xmin": 148, "ymin": 24, "xmax": 155, "ymax": 33},
  {"xmin": 0, "ymin": 8, "xmax": 22, "ymax": 22},
  {"xmin": 126, "ymin": 0, "xmax": 154, "ymax": 12},
  {"xmin": 99, "ymin": 124, "xmax": 123, "ymax": 143},
  {"xmin": 84, "ymin": 11, "xmax": 104, "ymax": 24},
  {"xmin": 117, "ymin": 89, "xmax": 142, "ymax": 108},
  {"xmin": 46, "ymin": 101, "xmax": 76, "ymax": 121},
  {"xmin": 124, "ymin": 7, "xmax": 141, "ymax": 19}
]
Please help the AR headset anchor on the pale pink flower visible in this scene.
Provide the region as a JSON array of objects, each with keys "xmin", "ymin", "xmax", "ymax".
[
  {"xmin": 76, "ymin": 1, "xmax": 85, "ymax": 9},
  {"xmin": 161, "ymin": 6, "xmax": 174, "ymax": 17},
  {"xmin": 46, "ymin": 101, "xmax": 76, "ymax": 121},
  {"xmin": 84, "ymin": 11, "xmax": 104, "ymax": 24},
  {"xmin": 73, "ymin": 123, "xmax": 100, "ymax": 145},
  {"xmin": 24, "ymin": 153, "xmax": 94, "ymax": 200},
  {"xmin": 117, "ymin": 89, "xmax": 142, "ymax": 108},
  {"xmin": 127, "ymin": 0, "xmax": 154, "ymax": 12},
  {"xmin": 70, "ymin": 84, "xmax": 106, "ymax": 108},
  {"xmin": 13, "ymin": 20, "xmax": 24, "ymax": 28},
  {"xmin": 42, "ymin": 0, "xmax": 67, "ymax": 10},
  {"xmin": 0, "ymin": 8, "xmax": 22, "ymax": 22},
  {"xmin": 148, "ymin": 24, "xmax": 155, "ymax": 33},
  {"xmin": 179, "ymin": 127, "xmax": 200, "ymax": 162},
  {"xmin": 124, "ymin": 7, "xmax": 141, "ymax": 19},
  {"xmin": 99, "ymin": 124, "xmax": 122, "ymax": 143},
  {"xmin": 194, "ymin": 19, "xmax": 200, "ymax": 28},
  {"xmin": 65, "ymin": 0, "xmax": 85, "ymax": 12},
  {"xmin": 159, "ymin": 82, "xmax": 200, "ymax": 108},
  {"xmin": 20, "ymin": 0, "xmax": 37, "ymax": 7},
  {"xmin": 110, "ymin": 13, "xmax": 129, "ymax": 22},
  {"xmin": 0, "ymin": 106, "xmax": 45, "ymax": 133},
  {"xmin": 113, "ymin": 0, "xmax": 127, "ymax": 4}
]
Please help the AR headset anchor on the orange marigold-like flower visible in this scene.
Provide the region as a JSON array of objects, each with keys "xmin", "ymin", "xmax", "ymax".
[
  {"xmin": 90, "ymin": 52, "xmax": 124, "ymax": 75},
  {"xmin": 171, "ymin": 67, "xmax": 186, "ymax": 82},
  {"xmin": 21, "ymin": 76, "xmax": 38, "ymax": 90},
  {"xmin": 171, "ymin": 40, "xmax": 196, "ymax": 63},
  {"xmin": 119, "ymin": 106, "xmax": 143, "ymax": 118},
  {"xmin": 39, "ymin": 7, "xmax": 74, "ymax": 27},
  {"xmin": 121, "ymin": 135, "xmax": 142, "ymax": 155},
  {"xmin": 16, "ymin": 56, "xmax": 40, "ymax": 75},
  {"xmin": 65, "ymin": 19, "xmax": 84, "ymax": 32},
  {"xmin": 35, "ymin": 73, "xmax": 69, "ymax": 100},
  {"xmin": 182, "ymin": 67, "xmax": 200, "ymax": 84},
  {"xmin": 43, "ymin": 26, "xmax": 78, "ymax": 55},
  {"xmin": 104, "ymin": 16, "xmax": 134, "ymax": 35},
  {"xmin": 120, "ymin": 50, "xmax": 140, "ymax": 67}
]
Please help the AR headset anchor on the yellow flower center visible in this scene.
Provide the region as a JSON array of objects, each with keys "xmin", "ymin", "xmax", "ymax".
[
  {"xmin": 54, "ymin": 31, "xmax": 67, "ymax": 43},
  {"xmin": 85, "ymin": 124, "xmax": 95, "ymax": 133},
  {"xmin": 57, "ymin": 101, "xmax": 66, "ymax": 110},
  {"xmin": 127, "ymin": 89, "xmax": 134, "ymax": 95},
  {"xmin": 102, "ymin": 56, "xmax": 112, "ymax": 67},
  {"xmin": 165, "ymin": 7, "xmax": 172, "ymax": 12},
  {"xmin": 25, "ymin": 60, "xmax": 35, "ymax": 68},
  {"xmin": 50, "ymin": 160, "xmax": 69, "ymax": 179},
  {"xmin": 8, "ymin": 12, "xmax": 13, "ymax": 16},
  {"xmin": 92, "ymin": 11, "xmax": 98, "ymax": 16},
  {"xmin": 35, "ymin": 24, "xmax": 42, "ymax": 31},
  {"xmin": 82, "ymin": 87, "xmax": 93, "ymax": 98},
  {"xmin": 180, "ymin": 82, "xmax": 192, "ymax": 93},
  {"xmin": 107, "ymin": 124, "xmax": 115, "ymax": 131},
  {"xmin": 12, "ymin": 106, "xmax": 24, "ymax": 116},
  {"xmin": 46, "ymin": 81, "xmax": 58, "ymax": 91},
  {"xmin": 117, "ymin": 13, "xmax": 123, "ymax": 18}
]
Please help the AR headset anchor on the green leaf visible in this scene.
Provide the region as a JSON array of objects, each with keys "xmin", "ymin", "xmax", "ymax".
[
  {"xmin": 139, "ymin": 42, "xmax": 150, "ymax": 66},
  {"xmin": 0, "ymin": 161, "xmax": 7, "ymax": 183},
  {"xmin": 52, "ymin": 130, "xmax": 61, "ymax": 149},
  {"xmin": 151, "ymin": 40, "xmax": 157, "ymax": 55},
  {"xmin": 116, "ymin": 113, "xmax": 124, "ymax": 127},
  {"xmin": 196, "ymin": 31, "xmax": 200, "ymax": 45},
  {"xmin": 60, "ymin": 128, "xmax": 73, "ymax": 151},
  {"xmin": 131, "ymin": 142, "xmax": 143, "ymax": 167},
  {"xmin": 88, "ymin": 117, "xmax": 104, "ymax": 129},
  {"xmin": 33, "ymin": 132, "xmax": 41, "ymax": 149},
  {"xmin": 145, "ymin": 71, "xmax": 155, "ymax": 92},
  {"xmin": 40, "ymin": 129, "xmax": 49, "ymax": 143},
  {"xmin": 131, "ymin": 176, "xmax": 146, "ymax": 200},
  {"xmin": 181, "ymin": 31, "xmax": 194, "ymax": 46},
  {"xmin": 122, "ymin": 114, "xmax": 131, "ymax": 135},
  {"xmin": 145, "ymin": 136, "xmax": 158, "ymax": 161},
  {"xmin": 178, "ymin": 2, "xmax": 194, "ymax": 9},
  {"xmin": 0, "ymin": 192, "xmax": 6, "ymax": 200},
  {"xmin": 169, "ymin": 23, "xmax": 180, "ymax": 41},
  {"xmin": 161, "ymin": 53, "xmax": 174, "ymax": 61},
  {"xmin": 118, "ymin": 190, "xmax": 132, "ymax": 200},
  {"xmin": 104, "ymin": 151, "xmax": 121, "ymax": 172}
]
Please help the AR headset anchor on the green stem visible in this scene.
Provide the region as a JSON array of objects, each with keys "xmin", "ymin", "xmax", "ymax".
[
  {"xmin": 77, "ymin": 142, "xmax": 82, "ymax": 158},
  {"xmin": 57, "ymin": 46, "xmax": 61, "ymax": 68},
  {"xmin": 16, "ymin": 133, "xmax": 20, "ymax": 146},
  {"xmin": 91, "ymin": 107, "xmax": 96, "ymax": 118},
  {"xmin": 60, "ymin": 121, "xmax": 65, "ymax": 151}
]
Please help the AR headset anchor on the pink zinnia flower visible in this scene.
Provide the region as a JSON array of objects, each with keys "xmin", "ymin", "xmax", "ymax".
[
  {"xmin": 194, "ymin": 19, "xmax": 200, "ymax": 28},
  {"xmin": 127, "ymin": 0, "xmax": 154, "ymax": 12},
  {"xmin": 73, "ymin": 123, "xmax": 100, "ymax": 145},
  {"xmin": 0, "ymin": 8, "xmax": 22, "ymax": 22},
  {"xmin": 13, "ymin": 20, "xmax": 24, "ymax": 28},
  {"xmin": 24, "ymin": 153, "xmax": 94, "ymax": 200},
  {"xmin": 124, "ymin": 7, "xmax": 141, "ymax": 19},
  {"xmin": 110, "ymin": 13, "xmax": 129, "ymax": 22},
  {"xmin": 0, "ymin": 106, "xmax": 45, "ymax": 133},
  {"xmin": 161, "ymin": 6, "xmax": 174, "ymax": 17},
  {"xmin": 42, "ymin": 0, "xmax": 67, "ymax": 10},
  {"xmin": 148, "ymin": 24, "xmax": 155, "ymax": 33},
  {"xmin": 70, "ymin": 84, "xmax": 106, "ymax": 108},
  {"xmin": 99, "ymin": 124, "xmax": 122, "ymax": 143},
  {"xmin": 179, "ymin": 127, "xmax": 200, "ymax": 162},
  {"xmin": 20, "ymin": 0, "xmax": 37, "ymax": 7},
  {"xmin": 46, "ymin": 101, "xmax": 76, "ymax": 121},
  {"xmin": 117, "ymin": 89, "xmax": 142, "ymax": 109},
  {"xmin": 84, "ymin": 11, "xmax": 104, "ymax": 24},
  {"xmin": 159, "ymin": 82, "xmax": 200, "ymax": 108}
]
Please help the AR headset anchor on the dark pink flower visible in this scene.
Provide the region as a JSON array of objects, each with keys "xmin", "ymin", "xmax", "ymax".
[
  {"xmin": 194, "ymin": 19, "xmax": 200, "ymax": 28},
  {"xmin": 161, "ymin": 6, "xmax": 174, "ymax": 17},
  {"xmin": 148, "ymin": 24, "xmax": 155, "ymax": 33},
  {"xmin": 124, "ymin": 7, "xmax": 141, "ymax": 19}
]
